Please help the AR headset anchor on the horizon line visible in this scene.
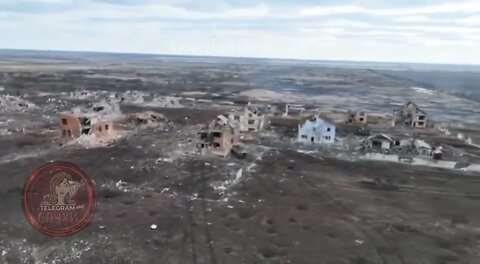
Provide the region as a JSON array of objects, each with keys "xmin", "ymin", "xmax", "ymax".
[{"xmin": 1, "ymin": 48, "xmax": 479, "ymax": 68}]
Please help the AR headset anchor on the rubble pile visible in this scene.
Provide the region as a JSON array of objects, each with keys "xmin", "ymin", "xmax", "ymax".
[
  {"xmin": 127, "ymin": 111, "xmax": 168, "ymax": 127},
  {"xmin": 90, "ymin": 100, "xmax": 122, "ymax": 118},
  {"xmin": 0, "ymin": 95, "xmax": 36, "ymax": 112},
  {"xmin": 69, "ymin": 89, "xmax": 185, "ymax": 109},
  {"xmin": 67, "ymin": 100, "xmax": 123, "ymax": 120},
  {"xmin": 68, "ymin": 90, "xmax": 111, "ymax": 100},
  {"xmin": 119, "ymin": 91, "xmax": 145, "ymax": 104}
]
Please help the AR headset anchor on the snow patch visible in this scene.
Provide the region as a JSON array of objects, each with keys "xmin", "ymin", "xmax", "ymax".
[{"xmin": 411, "ymin": 86, "xmax": 434, "ymax": 95}]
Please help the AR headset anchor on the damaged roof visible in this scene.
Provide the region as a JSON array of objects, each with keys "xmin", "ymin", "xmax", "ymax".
[
  {"xmin": 63, "ymin": 101, "xmax": 122, "ymax": 122},
  {"xmin": 209, "ymin": 114, "xmax": 240, "ymax": 130},
  {"xmin": 299, "ymin": 115, "xmax": 335, "ymax": 126},
  {"xmin": 405, "ymin": 101, "xmax": 427, "ymax": 114},
  {"xmin": 368, "ymin": 133, "xmax": 395, "ymax": 142}
]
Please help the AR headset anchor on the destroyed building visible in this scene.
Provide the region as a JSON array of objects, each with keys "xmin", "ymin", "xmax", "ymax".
[
  {"xmin": 392, "ymin": 101, "xmax": 428, "ymax": 128},
  {"xmin": 127, "ymin": 111, "xmax": 168, "ymax": 126},
  {"xmin": 298, "ymin": 116, "xmax": 336, "ymax": 144},
  {"xmin": 228, "ymin": 106, "xmax": 265, "ymax": 132},
  {"xmin": 283, "ymin": 104, "xmax": 305, "ymax": 117},
  {"xmin": 363, "ymin": 134, "xmax": 423, "ymax": 155},
  {"xmin": 215, "ymin": 114, "xmax": 241, "ymax": 145},
  {"xmin": 196, "ymin": 115, "xmax": 240, "ymax": 157},
  {"xmin": 59, "ymin": 102, "xmax": 121, "ymax": 141},
  {"xmin": 365, "ymin": 133, "xmax": 395, "ymax": 152},
  {"xmin": 345, "ymin": 110, "xmax": 367, "ymax": 125}
]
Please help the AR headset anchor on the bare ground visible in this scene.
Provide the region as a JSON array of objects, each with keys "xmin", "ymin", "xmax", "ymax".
[{"xmin": 1, "ymin": 128, "xmax": 480, "ymax": 263}]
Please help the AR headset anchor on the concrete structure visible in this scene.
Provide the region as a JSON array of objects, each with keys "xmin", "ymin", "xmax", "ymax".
[
  {"xmin": 392, "ymin": 101, "xmax": 428, "ymax": 128},
  {"xmin": 298, "ymin": 116, "xmax": 336, "ymax": 144},
  {"xmin": 345, "ymin": 110, "xmax": 367, "ymax": 125},
  {"xmin": 228, "ymin": 106, "xmax": 265, "ymax": 132},
  {"xmin": 216, "ymin": 115, "xmax": 241, "ymax": 145}
]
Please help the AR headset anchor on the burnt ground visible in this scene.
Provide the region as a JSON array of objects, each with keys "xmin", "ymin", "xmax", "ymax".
[{"xmin": 1, "ymin": 51, "xmax": 480, "ymax": 263}]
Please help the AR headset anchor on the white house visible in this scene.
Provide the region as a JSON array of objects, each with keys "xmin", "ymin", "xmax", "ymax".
[{"xmin": 298, "ymin": 116, "xmax": 336, "ymax": 144}]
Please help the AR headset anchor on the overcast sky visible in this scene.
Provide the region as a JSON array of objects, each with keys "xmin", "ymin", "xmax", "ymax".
[{"xmin": 0, "ymin": 0, "xmax": 479, "ymax": 64}]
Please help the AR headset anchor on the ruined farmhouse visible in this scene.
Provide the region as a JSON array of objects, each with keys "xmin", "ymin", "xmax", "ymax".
[
  {"xmin": 196, "ymin": 115, "xmax": 240, "ymax": 157},
  {"xmin": 298, "ymin": 116, "xmax": 336, "ymax": 144},
  {"xmin": 59, "ymin": 102, "xmax": 121, "ymax": 141},
  {"xmin": 392, "ymin": 101, "xmax": 428, "ymax": 128}
]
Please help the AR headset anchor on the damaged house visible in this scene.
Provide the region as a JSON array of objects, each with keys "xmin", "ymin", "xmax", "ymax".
[
  {"xmin": 364, "ymin": 134, "xmax": 418, "ymax": 154},
  {"xmin": 345, "ymin": 110, "xmax": 367, "ymax": 125},
  {"xmin": 196, "ymin": 115, "xmax": 240, "ymax": 157},
  {"xmin": 298, "ymin": 116, "xmax": 336, "ymax": 144},
  {"xmin": 228, "ymin": 106, "xmax": 265, "ymax": 132},
  {"xmin": 59, "ymin": 102, "xmax": 121, "ymax": 141},
  {"xmin": 365, "ymin": 133, "xmax": 395, "ymax": 152},
  {"xmin": 392, "ymin": 101, "xmax": 428, "ymax": 128}
]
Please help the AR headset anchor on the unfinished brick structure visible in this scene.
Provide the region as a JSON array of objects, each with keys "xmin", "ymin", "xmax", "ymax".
[
  {"xmin": 59, "ymin": 103, "xmax": 119, "ymax": 141},
  {"xmin": 345, "ymin": 110, "xmax": 367, "ymax": 125},
  {"xmin": 196, "ymin": 116, "xmax": 240, "ymax": 157}
]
